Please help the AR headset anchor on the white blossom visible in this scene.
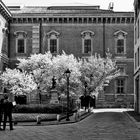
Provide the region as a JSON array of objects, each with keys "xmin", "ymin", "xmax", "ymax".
[{"xmin": 0, "ymin": 68, "xmax": 37, "ymax": 95}]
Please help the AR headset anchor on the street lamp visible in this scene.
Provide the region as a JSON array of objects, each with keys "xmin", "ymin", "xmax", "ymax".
[
  {"xmin": 84, "ymin": 81, "xmax": 87, "ymax": 96},
  {"xmin": 64, "ymin": 68, "xmax": 71, "ymax": 121}
]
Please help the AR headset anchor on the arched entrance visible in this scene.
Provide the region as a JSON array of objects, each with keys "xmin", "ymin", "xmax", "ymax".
[{"xmin": 15, "ymin": 95, "xmax": 27, "ymax": 104}]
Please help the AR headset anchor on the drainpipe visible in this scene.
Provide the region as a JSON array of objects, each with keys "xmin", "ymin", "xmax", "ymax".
[
  {"xmin": 8, "ymin": 20, "xmax": 11, "ymax": 67},
  {"xmin": 39, "ymin": 20, "xmax": 42, "ymax": 53},
  {"xmin": 103, "ymin": 18, "xmax": 106, "ymax": 58}
]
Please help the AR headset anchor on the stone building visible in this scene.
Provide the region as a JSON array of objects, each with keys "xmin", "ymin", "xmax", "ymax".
[
  {"xmin": 134, "ymin": 0, "xmax": 140, "ymax": 113},
  {"xmin": 0, "ymin": 1, "xmax": 11, "ymax": 73},
  {"xmin": 0, "ymin": 1, "xmax": 134, "ymax": 107}
]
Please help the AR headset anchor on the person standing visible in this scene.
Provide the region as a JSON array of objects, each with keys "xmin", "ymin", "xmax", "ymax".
[
  {"xmin": 3, "ymin": 95, "xmax": 14, "ymax": 130},
  {"xmin": 0, "ymin": 98, "xmax": 4, "ymax": 130}
]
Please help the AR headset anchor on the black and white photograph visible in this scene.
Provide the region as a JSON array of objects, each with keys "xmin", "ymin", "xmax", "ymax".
[{"xmin": 0, "ymin": 0, "xmax": 140, "ymax": 139}]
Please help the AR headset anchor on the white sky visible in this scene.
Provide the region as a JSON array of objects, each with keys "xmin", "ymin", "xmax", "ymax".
[{"xmin": 3, "ymin": 0, "xmax": 134, "ymax": 12}]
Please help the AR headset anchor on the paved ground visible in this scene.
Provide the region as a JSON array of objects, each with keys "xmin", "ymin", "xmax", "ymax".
[{"xmin": 0, "ymin": 109, "xmax": 140, "ymax": 140}]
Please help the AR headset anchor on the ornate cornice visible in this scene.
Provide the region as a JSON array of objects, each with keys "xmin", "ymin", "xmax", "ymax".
[
  {"xmin": 14, "ymin": 31, "xmax": 27, "ymax": 38},
  {"xmin": 2, "ymin": 27, "xmax": 9, "ymax": 36},
  {"xmin": 11, "ymin": 16, "xmax": 134, "ymax": 24},
  {"xmin": 81, "ymin": 30, "xmax": 95, "ymax": 38},
  {"xmin": 114, "ymin": 30, "xmax": 128, "ymax": 37},
  {"xmin": 46, "ymin": 30, "xmax": 60, "ymax": 38},
  {"xmin": 0, "ymin": 1, "xmax": 12, "ymax": 21}
]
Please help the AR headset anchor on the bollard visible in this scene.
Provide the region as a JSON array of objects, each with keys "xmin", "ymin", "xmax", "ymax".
[
  {"xmin": 73, "ymin": 112, "xmax": 78, "ymax": 121},
  {"xmin": 77, "ymin": 110, "xmax": 81, "ymax": 117},
  {"xmin": 37, "ymin": 115, "xmax": 41, "ymax": 124},
  {"xmin": 57, "ymin": 114, "xmax": 60, "ymax": 122}
]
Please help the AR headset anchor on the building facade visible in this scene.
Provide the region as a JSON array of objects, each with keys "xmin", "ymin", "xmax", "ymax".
[
  {"xmin": 134, "ymin": 0, "xmax": 140, "ymax": 113},
  {"xmin": 0, "ymin": 1, "xmax": 134, "ymax": 107},
  {"xmin": 0, "ymin": 1, "xmax": 11, "ymax": 73}
]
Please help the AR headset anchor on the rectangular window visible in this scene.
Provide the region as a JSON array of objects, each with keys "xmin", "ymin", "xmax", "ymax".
[
  {"xmin": 84, "ymin": 39, "xmax": 91, "ymax": 53},
  {"xmin": 17, "ymin": 39, "xmax": 25, "ymax": 53},
  {"xmin": 116, "ymin": 79, "xmax": 125, "ymax": 94},
  {"xmin": 117, "ymin": 39, "xmax": 124, "ymax": 54},
  {"xmin": 50, "ymin": 39, "xmax": 57, "ymax": 53},
  {"xmin": 135, "ymin": 52, "xmax": 137, "ymax": 69}
]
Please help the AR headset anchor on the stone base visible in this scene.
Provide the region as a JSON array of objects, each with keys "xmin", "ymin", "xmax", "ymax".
[{"xmin": 50, "ymin": 89, "xmax": 59, "ymax": 104}]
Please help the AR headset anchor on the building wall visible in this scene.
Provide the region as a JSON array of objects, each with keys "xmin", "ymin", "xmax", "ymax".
[
  {"xmin": 9, "ymin": 23, "xmax": 134, "ymax": 59},
  {"xmin": 0, "ymin": 14, "xmax": 9, "ymax": 71},
  {"xmin": 8, "ymin": 14, "xmax": 134, "ymax": 107},
  {"xmin": 0, "ymin": 3, "xmax": 132, "ymax": 107},
  {"xmin": 134, "ymin": 0, "xmax": 140, "ymax": 113}
]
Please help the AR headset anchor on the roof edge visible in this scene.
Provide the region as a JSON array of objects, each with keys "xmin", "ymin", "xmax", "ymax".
[{"xmin": 0, "ymin": 0, "xmax": 12, "ymax": 18}]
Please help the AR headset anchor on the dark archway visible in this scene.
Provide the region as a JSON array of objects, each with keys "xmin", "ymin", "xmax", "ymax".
[
  {"xmin": 15, "ymin": 95, "xmax": 27, "ymax": 104},
  {"xmin": 80, "ymin": 95, "xmax": 96, "ymax": 109}
]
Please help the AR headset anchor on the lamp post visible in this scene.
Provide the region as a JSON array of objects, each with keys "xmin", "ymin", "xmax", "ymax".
[
  {"xmin": 64, "ymin": 68, "xmax": 71, "ymax": 121},
  {"xmin": 84, "ymin": 81, "xmax": 87, "ymax": 96}
]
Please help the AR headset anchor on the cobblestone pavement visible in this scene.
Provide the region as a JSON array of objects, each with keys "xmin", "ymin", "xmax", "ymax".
[{"xmin": 0, "ymin": 109, "xmax": 140, "ymax": 140}]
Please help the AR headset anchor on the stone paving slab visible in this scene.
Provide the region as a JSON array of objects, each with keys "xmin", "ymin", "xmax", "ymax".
[{"xmin": 1, "ymin": 108, "xmax": 140, "ymax": 140}]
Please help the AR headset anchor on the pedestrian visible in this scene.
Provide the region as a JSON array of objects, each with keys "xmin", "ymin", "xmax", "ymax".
[
  {"xmin": 0, "ymin": 98, "xmax": 4, "ymax": 130},
  {"xmin": 3, "ymin": 95, "xmax": 14, "ymax": 130},
  {"xmin": 93, "ymin": 95, "xmax": 96, "ymax": 108}
]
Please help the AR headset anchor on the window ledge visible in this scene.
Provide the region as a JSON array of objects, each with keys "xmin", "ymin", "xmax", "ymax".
[
  {"xmin": 115, "ymin": 54, "xmax": 126, "ymax": 57},
  {"xmin": 115, "ymin": 93, "xmax": 126, "ymax": 95},
  {"xmin": 16, "ymin": 53, "xmax": 27, "ymax": 59},
  {"xmin": 51, "ymin": 52, "xmax": 58, "ymax": 55},
  {"xmin": 82, "ymin": 53, "xmax": 92, "ymax": 55},
  {"xmin": 16, "ymin": 53, "xmax": 26, "ymax": 55},
  {"xmin": 118, "ymin": 74, "xmax": 128, "ymax": 77}
]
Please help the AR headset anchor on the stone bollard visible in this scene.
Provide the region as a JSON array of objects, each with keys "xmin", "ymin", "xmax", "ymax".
[
  {"xmin": 77, "ymin": 110, "xmax": 81, "ymax": 119},
  {"xmin": 73, "ymin": 112, "xmax": 78, "ymax": 121},
  {"xmin": 57, "ymin": 114, "xmax": 60, "ymax": 122},
  {"xmin": 37, "ymin": 115, "xmax": 41, "ymax": 124}
]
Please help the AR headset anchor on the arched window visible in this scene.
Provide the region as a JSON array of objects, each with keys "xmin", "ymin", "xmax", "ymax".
[
  {"xmin": 46, "ymin": 30, "xmax": 60, "ymax": 54},
  {"xmin": 114, "ymin": 30, "xmax": 127, "ymax": 55},
  {"xmin": 14, "ymin": 31, "xmax": 27, "ymax": 54},
  {"xmin": 81, "ymin": 30, "xmax": 95, "ymax": 54}
]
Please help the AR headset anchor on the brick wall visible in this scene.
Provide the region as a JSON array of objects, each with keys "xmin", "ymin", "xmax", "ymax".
[{"xmin": 9, "ymin": 19, "xmax": 134, "ymax": 107}]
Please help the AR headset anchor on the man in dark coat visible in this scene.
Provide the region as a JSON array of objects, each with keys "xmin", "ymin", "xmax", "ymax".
[
  {"xmin": 0, "ymin": 98, "xmax": 4, "ymax": 130},
  {"xmin": 3, "ymin": 95, "xmax": 14, "ymax": 130}
]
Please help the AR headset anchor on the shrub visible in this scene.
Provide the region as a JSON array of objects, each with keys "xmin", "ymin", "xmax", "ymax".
[{"xmin": 13, "ymin": 104, "xmax": 69, "ymax": 113}]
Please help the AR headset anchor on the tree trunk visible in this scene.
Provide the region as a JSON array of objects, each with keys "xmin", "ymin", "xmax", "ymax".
[{"xmin": 37, "ymin": 87, "xmax": 41, "ymax": 104}]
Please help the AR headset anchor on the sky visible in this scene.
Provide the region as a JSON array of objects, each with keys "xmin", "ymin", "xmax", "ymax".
[{"xmin": 2, "ymin": 0, "xmax": 134, "ymax": 12}]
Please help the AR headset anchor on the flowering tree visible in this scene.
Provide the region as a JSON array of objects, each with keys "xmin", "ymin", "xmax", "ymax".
[
  {"xmin": 0, "ymin": 51, "xmax": 119, "ymax": 104},
  {"xmin": 79, "ymin": 52, "xmax": 120, "ymax": 97},
  {"xmin": 17, "ymin": 52, "xmax": 81, "ymax": 102},
  {"xmin": 0, "ymin": 68, "xmax": 37, "ymax": 95},
  {"xmin": 18, "ymin": 52, "xmax": 54, "ymax": 103},
  {"xmin": 52, "ymin": 52, "xmax": 81, "ymax": 96}
]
